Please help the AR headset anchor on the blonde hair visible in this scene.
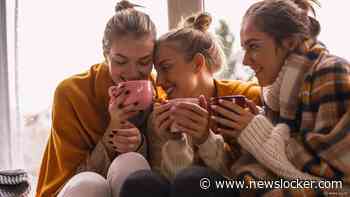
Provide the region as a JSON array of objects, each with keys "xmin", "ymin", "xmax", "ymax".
[
  {"xmin": 155, "ymin": 12, "xmax": 226, "ymax": 74},
  {"xmin": 102, "ymin": 0, "xmax": 157, "ymax": 56},
  {"xmin": 244, "ymin": 0, "xmax": 321, "ymax": 48}
]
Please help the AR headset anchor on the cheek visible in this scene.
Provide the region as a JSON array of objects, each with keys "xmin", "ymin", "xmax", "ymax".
[{"xmin": 109, "ymin": 66, "xmax": 122, "ymax": 76}]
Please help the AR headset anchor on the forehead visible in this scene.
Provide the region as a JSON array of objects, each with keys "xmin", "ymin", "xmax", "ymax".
[
  {"xmin": 155, "ymin": 41, "xmax": 182, "ymax": 60},
  {"xmin": 240, "ymin": 17, "xmax": 271, "ymax": 45},
  {"xmin": 110, "ymin": 35, "xmax": 154, "ymax": 57}
]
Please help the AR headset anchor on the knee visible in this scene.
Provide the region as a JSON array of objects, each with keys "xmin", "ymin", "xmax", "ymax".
[
  {"xmin": 108, "ymin": 152, "xmax": 150, "ymax": 175},
  {"xmin": 107, "ymin": 153, "xmax": 151, "ymax": 196},
  {"xmin": 58, "ymin": 172, "xmax": 110, "ymax": 197},
  {"xmin": 120, "ymin": 170, "xmax": 169, "ymax": 197},
  {"xmin": 108, "ymin": 152, "xmax": 150, "ymax": 180}
]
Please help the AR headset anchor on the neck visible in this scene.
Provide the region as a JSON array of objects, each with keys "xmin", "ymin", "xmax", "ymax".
[{"xmin": 192, "ymin": 75, "xmax": 216, "ymax": 100}]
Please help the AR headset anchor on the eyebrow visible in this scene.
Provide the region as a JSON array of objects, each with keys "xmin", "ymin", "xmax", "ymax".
[
  {"xmin": 156, "ymin": 58, "xmax": 171, "ymax": 66},
  {"xmin": 111, "ymin": 53, "xmax": 152, "ymax": 61},
  {"xmin": 139, "ymin": 54, "xmax": 153, "ymax": 61},
  {"xmin": 242, "ymin": 38, "xmax": 261, "ymax": 47}
]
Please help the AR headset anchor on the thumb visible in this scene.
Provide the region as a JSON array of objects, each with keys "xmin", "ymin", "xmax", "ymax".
[
  {"xmin": 198, "ymin": 95, "xmax": 208, "ymax": 110},
  {"xmin": 246, "ymin": 99, "xmax": 259, "ymax": 115}
]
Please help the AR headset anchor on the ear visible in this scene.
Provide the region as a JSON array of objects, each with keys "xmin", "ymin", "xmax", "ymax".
[
  {"xmin": 192, "ymin": 53, "xmax": 206, "ymax": 73},
  {"xmin": 282, "ymin": 37, "xmax": 298, "ymax": 52}
]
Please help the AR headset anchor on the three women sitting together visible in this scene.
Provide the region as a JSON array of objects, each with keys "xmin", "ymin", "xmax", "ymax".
[{"xmin": 36, "ymin": 0, "xmax": 350, "ymax": 196}]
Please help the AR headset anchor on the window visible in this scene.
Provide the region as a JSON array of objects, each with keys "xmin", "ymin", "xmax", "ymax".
[{"xmin": 17, "ymin": 0, "xmax": 168, "ymax": 193}]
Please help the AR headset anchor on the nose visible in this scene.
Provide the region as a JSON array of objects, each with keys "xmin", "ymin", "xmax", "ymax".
[
  {"xmin": 124, "ymin": 64, "xmax": 143, "ymax": 81},
  {"xmin": 242, "ymin": 51, "xmax": 253, "ymax": 67}
]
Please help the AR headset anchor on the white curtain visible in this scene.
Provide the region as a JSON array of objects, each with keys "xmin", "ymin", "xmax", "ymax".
[
  {"xmin": 0, "ymin": 0, "xmax": 12, "ymax": 169},
  {"xmin": 0, "ymin": 0, "xmax": 20, "ymax": 170}
]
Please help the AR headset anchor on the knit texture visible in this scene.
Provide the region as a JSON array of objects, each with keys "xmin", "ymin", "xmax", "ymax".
[
  {"xmin": 0, "ymin": 169, "xmax": 30, "ymax": 197},
  {"xmin": 238, "ymin": 115, "xmax": 318, "ymax": 180},
  {"xmin": 161, "ymin": 134, "xmax": 194, "ymax": 180}
]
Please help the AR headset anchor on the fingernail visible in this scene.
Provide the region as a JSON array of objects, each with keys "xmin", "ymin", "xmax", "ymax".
[
  {"xmin": 232, "ymin": 98, "xmax": 235, "ymax": 103},
  {"xmin": 218, "ymin": 99, "xmax": 223, "ymax": 103},
  {"xmin": 211, "ymin": 105, "xmax": 217, "ymax": 109},
  {"xmin": 211, "ymin": 116, "xmax": 216, "ymax": 120}
]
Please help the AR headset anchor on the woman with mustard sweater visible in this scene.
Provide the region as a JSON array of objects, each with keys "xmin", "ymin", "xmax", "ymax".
[
  {"xmin": 117, "ymin": 13, "xmax": 261, "ymax": 197},
  {"xmin": 36, "ymin": 1, "xmax": 161, "ymax": 197}
]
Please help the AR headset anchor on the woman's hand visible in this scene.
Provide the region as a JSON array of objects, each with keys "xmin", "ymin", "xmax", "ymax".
[
  {"xmin": 211, "ymin": 99, "xmax": 258, "ymax": 138},
  {"xmin": 152, "ymin": 102, "xmax": 174, "ymax": 139},
  {"xmin": 110, "ymin": 121, "xmax": 143, "ymax": 153},
  {"xmin": 103, "ymin": 120, "xmax": 143, "ymax": 155},
  {"xmin": 108, "ymin": 85, "xmax": 140, "ymax": 125},
  {"xmin": 170, "ymin": 102, "xmax": 210, "ymax": 145}
]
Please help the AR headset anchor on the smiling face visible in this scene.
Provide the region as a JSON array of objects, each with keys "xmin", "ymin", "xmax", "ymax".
[
  {"xmin": 106, "ymin": 34, "xmax": 154, "ymax": 83},
  {"xmin": 154, "ymin": 42, "xmax": 200, "ymax": 99},
  {"xmin": 240, "ymin": 17, "xmax": 289, "ymax": 86}
]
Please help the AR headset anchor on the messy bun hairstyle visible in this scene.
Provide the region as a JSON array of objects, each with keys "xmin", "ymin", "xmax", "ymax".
[
  {"xmin": 155, "ymin": 12, "xmax": 226, "ymax": 74},
  {"xmin": 244, "ymin": 0, "xmax": 321, "ymax": 48},
  {"xmin": 102, "ymin": 0, "xmax": 156, "ymax": 56}
]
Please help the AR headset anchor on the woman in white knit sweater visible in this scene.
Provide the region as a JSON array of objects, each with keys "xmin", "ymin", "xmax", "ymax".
[{"xmin": 212, "ymin": 0, "xmax": 350, "ymax": 196}]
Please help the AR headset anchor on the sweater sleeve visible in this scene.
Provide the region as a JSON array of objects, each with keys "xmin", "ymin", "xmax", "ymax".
[
  {"xmin": 237, "ymin": 115, "xmax": 318, "ymax": 180},
  {"xmin": 75, "ymin": 133, "xmax": 146, "ymax": 176},
  {"xmin": 161, "ymin": 135, "xmax": 194, "ymax": 180},
  {"xmin": 198, "ymin": 130, "xmax": 233, "ymax": 177}
]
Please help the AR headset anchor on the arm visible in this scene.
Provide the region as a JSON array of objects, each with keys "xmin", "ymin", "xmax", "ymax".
[
  {"xmin": 197, "ymin": 130, "xmax": 240, "ymax": 177},
  {"xmin": 36, "ymin": 83, "xmax": 96, "ymax": 196},
  {"xmin": 148, "ymin": 103, "xmax": 194, "ymax": 180},
  {"xmin": 238, "ymin": 59, "xmax": 350, "ymax": 183}
]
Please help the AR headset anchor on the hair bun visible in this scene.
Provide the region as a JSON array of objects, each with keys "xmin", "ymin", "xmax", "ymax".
[
  {"xmin": 291, "ymin": 0, "xmax": 320, "ymax": 16},
  {"xmin": 193, "ymin": 12, "xmax": 212, "ymax": 32},
  {"xmin": 115, "ymin": 0, "xmax": 143, "ymax": 12}
]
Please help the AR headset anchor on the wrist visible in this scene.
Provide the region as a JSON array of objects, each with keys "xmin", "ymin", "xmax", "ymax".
[{"xmin": 194, "ymin": 130, "xmax": 210, "ymax": 146}]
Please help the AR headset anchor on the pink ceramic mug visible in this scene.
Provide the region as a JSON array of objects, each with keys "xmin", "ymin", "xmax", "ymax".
[
  {"xmin": 109, "ymin": 80, "xmax": 153, "ymax": 110},
  {"xmin": 167, "ymin": 98, "xmax": 202, "ymax": 133}
]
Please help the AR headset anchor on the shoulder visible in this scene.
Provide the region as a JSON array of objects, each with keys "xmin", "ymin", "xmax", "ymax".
[
  {"xmin": 309, "ymin": 53, "xmax": 350, "ymax": 79},
  {"xmin": 215, "ymin": 79, "xmax": 261, "ymax": 105},
  {"xmin": 54, "ymin": 63, "xmax": 104, "ymax": 101}
]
